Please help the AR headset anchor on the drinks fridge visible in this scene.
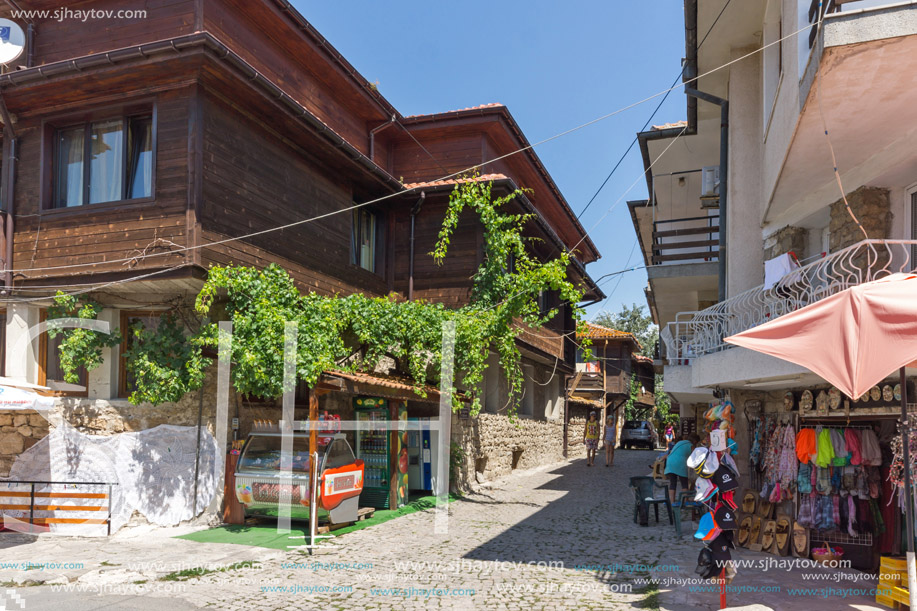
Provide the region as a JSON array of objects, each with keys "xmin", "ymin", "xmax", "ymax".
[{"xmin": 354, "ymin": 398, "xmax": 408, "ymax": 509}]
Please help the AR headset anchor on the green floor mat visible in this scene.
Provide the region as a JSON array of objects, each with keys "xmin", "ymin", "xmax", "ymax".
[{"xmin": 175, "ymin": 494, "xmax": 459, "ymax": 550}]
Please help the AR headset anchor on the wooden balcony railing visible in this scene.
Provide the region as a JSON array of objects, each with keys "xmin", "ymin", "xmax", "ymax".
[{"xmin": 651, "ymin": 215, "xmax": 719, "ymax": 265}]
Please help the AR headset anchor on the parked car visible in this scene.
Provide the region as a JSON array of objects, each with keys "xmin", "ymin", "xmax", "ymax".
[{"xmin": 620, "ymin": 420, "xmax": 658, "ymax": 449}]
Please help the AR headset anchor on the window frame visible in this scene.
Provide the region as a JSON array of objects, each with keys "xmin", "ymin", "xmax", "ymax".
[
  {"xmin": 41, "ymin": 101, "xmax": 157, "ymax": 214},
  {"xmin": 118, "ymin": 309, "xmax": 163, "ymax": 399},
  {"xmin": 38, "ymin": 310, "xmax": 89, "ymax": 397},
  {"xmin": 351, "ymin": 207, "xmax": 384, "ymax": 275}
]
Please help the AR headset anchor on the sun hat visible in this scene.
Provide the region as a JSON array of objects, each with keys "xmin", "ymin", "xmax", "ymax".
[
  {"xmin": 687, "ymin": 447, "xmax": 710, "ymax": 474},
  {"xmin": 714, "ymin": 503, "xmax": 738, "ymax": 530},
  {"xmin": 700, "ymin": 450, "xmax": 720, "ymax": 479},
  {"xmin": 711, "ymin": 463, "xmax": 738, "ymax": 492},
  {"xmin": 694, "ymin": 511, "xmax": 720, "ymax": 540},
  {"xmin": 695, "ymin": 477, "xmax": 719, "ymax": 503}
]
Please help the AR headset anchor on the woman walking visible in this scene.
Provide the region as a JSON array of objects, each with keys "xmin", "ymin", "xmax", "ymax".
[
  {"xmin": 583, "ymin": 411, "xmax": 600, "ymax": 467},
  {"xmin": 603, "ymin": 415, "xmax": 617, "ymax": 467}
]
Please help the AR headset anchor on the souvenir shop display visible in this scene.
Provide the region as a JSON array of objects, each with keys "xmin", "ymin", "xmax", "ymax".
[
  {"xmin": 743, "ymin": 397, "xmax": 902, "ymax": 571},
  {"xmin": 690, "ymin": 402, "xmax": 743, "ymax": 586}
]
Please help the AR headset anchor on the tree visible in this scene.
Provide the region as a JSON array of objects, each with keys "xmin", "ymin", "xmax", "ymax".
[
  {"xmin": 592, "ymin": 303, "xmax": 657, "ymax": 357},
  {"xmin": 594, "ymin": 304, "xmax": 674, "ymax": 423}
]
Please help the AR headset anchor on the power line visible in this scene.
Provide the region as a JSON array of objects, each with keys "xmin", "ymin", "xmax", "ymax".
[
  {"xmin": 576, "ymin": 0, "xmax": 733, "ymax": 220},
  {"xmin": 1, "ymin": 14, "xmax": 819, "ymax": 278}
]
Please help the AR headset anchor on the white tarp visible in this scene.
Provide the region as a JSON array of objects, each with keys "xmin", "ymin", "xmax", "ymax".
[
  {"xmin": 0, "ymin": 385, "xmax": 55, "ymax": 411},
  {"xmin": 0, "ymin": 423, "xmax": 218, "ymax": 534}
]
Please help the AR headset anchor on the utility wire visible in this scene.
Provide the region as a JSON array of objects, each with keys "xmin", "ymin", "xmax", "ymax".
[
  {"xmin": 576, "ymin": 0, "xmax": 733, "ymax": 219},
  {"xmin": 1, "ymin": 14, "xmax": 821, "ymax": 277}
]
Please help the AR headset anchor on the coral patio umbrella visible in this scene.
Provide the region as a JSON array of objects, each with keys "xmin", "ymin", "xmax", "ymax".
[{"xmin": 725, "ymin": 272, "xmax": 917, "ymax": 603}]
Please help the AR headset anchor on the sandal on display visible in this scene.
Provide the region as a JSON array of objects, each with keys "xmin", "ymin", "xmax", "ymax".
[
  {"xmin": 737, "ymin": 516, "xmax": 752, "ymax": 547},
  {"xmin": 761, "ymin": 520, "xmax": 777, "ymax": 553},
  {"xmin": 774, "ymin": 515, "xmax": 792, "ymax": 556},
  {"xmin": 742, "ymin": 490, "xmax": 757, "ymax": 515},
  {"xmin": 749, "ymin": 516, "xmax": 762, "ymax": 546},
  {"xmin": 792, "ymin": 521, "xmax": 810, "ymax": 558}
]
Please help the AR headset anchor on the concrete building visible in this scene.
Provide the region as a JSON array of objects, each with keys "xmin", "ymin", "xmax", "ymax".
[{"xmin": 630, "ymin": 0, "xmax": 917, "ymax": 474}]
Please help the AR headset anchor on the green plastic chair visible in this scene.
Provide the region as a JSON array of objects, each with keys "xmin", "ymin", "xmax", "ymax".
[
  {"xmin": 629, "ymin": 476, "xmax": 673, "ymax": 526},
  {"xmin": 673, "ymin": 489, "xmax": 698, "ymax": 536}
]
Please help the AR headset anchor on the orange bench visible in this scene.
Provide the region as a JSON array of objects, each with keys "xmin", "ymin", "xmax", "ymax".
[{"xmin": 0, "ymin": 482, "xmax": 115, "ymax": 535}]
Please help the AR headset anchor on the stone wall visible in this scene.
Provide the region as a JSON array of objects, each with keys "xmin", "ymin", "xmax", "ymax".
[
  {"xmin": 452, "ymin": 412, "xmax": 568, "ymax": 491},
  {"xmin": 829, "ymin": 186, "xmax": 891, "ymax": 251},
  {"xmin": 0, "ymin": 411, "xmax": 51, "ymax": 477},
  {"xmin": 763, "ymin": 226, "xmax": 808, "ymax": 261}
]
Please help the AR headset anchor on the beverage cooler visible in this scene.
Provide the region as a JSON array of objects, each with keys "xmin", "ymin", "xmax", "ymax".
[{"xmin": 355, "ymin": 398, "xmax": 408, "ymax": 509}]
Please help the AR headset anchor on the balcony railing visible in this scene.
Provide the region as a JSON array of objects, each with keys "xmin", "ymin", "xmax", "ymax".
[
  {"xmin": 661, "ymin": 240, "xmax": 917, "ymax": 363},
  {"xmin": 652, "ymin": 215, "xmax": 719, "ymax": 265}
]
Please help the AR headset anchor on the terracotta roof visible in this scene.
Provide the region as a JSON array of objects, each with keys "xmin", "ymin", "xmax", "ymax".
[
  {"xmin": 402, "ymin": 173, "xmax": 509, "ymax": 190},
  {"xmin": 578, "ymin": 322, "xmax": 638, "ymax": 342},
  {"xmin": 633, "ymin": 354, "xmax": 654, "ymax": 364},
  {"xmin": 322, "ymin": 370, "xmax": 468, "ymax": 404},
  {"xmin": 568, "ymin": 395, "xmax": 604, "ymax": 409},
  {"xmin": 651, "ymin": 120, "xmax": 688, "ymax": 131},
  {"xmin": 404, "ymin": 103, "xmax": 504, "ymax": 119}
]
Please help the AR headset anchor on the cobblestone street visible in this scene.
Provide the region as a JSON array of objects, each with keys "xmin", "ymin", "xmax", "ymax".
[{"xmin": 1, "ymin": 448, "xmax": 889, "ymax": 610}]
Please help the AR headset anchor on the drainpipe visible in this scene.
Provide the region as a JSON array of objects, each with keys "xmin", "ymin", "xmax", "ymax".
[
  {"xmin": 408, "ymin": 192, "xmax": 425, "ymax": 300},
  {"xmin": 369, "ymin": 115, "xmax": 396, "ymax": 164},
  {"xmin": 26, "ymin": 23, "xmax": 34, "ymax": 68},
  {"xmin": 0, "ymin": 92, "xmax": 16, "ymax": 290},
  {"xmin": 684, "ymin": 0, "xmax": 698, "ymax": 131},
  {"xmin": 685, "ymin": 88, "xmax": 728, "ymax": 302}
]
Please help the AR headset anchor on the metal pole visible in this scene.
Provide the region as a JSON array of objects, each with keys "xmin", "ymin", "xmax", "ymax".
[
  {"xmin": 310, "ymin": 450, "xmax": 319, "ymax": 553},
  {"xmin": 901, "ymin": 367, "xmax": 916, "ymax": 609}
]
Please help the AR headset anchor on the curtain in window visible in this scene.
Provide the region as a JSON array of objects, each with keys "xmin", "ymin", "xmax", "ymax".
[
  {"xmin": 127, "ymin": 116, "xmax": 153, "ymax": 199},
  {"xmin": 360, "ymin": 211, "xmax": 375, "ymax": 271},
  {"xmin": 89, "ymin": 119, "xmax": 123, "ymax": 204},
  {"xmin": 56, "ymin": 127, "xmax": 84, "ymax": 207}
]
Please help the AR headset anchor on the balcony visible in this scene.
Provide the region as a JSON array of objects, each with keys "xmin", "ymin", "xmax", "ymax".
[
  {"xmin": 661, "ymin": 240, "xmax": 917, "ymax": 363},
  {"xmin": 652, "ymin": 215, "xmax": 719, "ymax": 265}
]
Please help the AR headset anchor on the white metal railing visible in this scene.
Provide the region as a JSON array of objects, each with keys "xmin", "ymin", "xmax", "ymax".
[{"xmin": 662, "ymin": 240, "xmax": 917, "ymax": 363}]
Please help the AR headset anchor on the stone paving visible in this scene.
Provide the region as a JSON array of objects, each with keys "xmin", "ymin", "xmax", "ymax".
[{"xmin": 0, "ymin": 448, "xmax": 896, "ymax": 610}]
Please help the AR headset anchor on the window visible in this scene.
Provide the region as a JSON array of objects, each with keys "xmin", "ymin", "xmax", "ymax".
[
  {"xmin": 119, "ymin": 311, "xmax": 162, "ymax": 398},
  {"xmin": 763, "ymin": 0, "xmax": 783, "ymax": 130},
  {"xmin": 351, "ymin": 208, "xmax": 378, "ymax": 272},
  {"xmin": 54, "ymin": 114, "xmax": 153, "ymax": 208},
  {"xmin": 39, "ymin": 311, "xmax": 88, "ymax": 395}
]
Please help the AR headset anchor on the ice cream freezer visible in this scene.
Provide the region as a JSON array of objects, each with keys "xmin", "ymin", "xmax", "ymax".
[{"xmin": 233, "ymin": 431, "xmax": 364, "ymax": 525}]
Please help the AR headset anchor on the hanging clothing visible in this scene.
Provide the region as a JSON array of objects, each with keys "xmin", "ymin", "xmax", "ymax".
[
  {"xmin": 830, "ymin": 429, "xmax": 849, "ymax": 466},
  {"xmin": 815, "ymin": 428, "xmax": 835, "ymax": 468},
  {"xmin": 797, "ymin": 463, "xmax": 812, "ymax": 494},
  {"xmin": 845, "ymin": 429, "xmax": 862, "ymax": 466},
  {"xmin": 796, "ymin": 428, "xmax": 816, "ymax": 464},
  {"xmin": 764, "ymin": 252, "xmax": 800, "ymax": 289},
  {"xmin": 777, "ymin": 425, "xmax": 798, "ymax": 494},
  {"xmin": 860, "ymin": 429, "xmax": 882, "ymax": 466}
]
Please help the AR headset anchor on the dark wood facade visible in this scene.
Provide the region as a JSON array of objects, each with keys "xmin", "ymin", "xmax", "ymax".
[{"xmin": 0, "ymin": 0, "xmax": 601, "ymax": 370}]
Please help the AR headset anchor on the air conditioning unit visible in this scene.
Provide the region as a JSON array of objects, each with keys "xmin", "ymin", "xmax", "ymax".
[{"xmin": 701, "ymin": 166, "xmax": 720, "ymax": 198}]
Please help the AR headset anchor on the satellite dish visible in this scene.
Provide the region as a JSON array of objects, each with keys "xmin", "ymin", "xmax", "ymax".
[{"xmin": 0, "ymin": 19, "xmax": 25, "ymax": 66}]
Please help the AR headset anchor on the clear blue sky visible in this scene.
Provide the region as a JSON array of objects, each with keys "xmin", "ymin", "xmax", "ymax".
[{"xmin": 295, "ymin": 0, "xmax": 688, "ymax": 321}]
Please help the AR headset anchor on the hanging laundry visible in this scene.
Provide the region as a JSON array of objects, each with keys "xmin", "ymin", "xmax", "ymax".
[{"xmin": 763, "ymin": 252, "xmax": 800, "ymax": 290}]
